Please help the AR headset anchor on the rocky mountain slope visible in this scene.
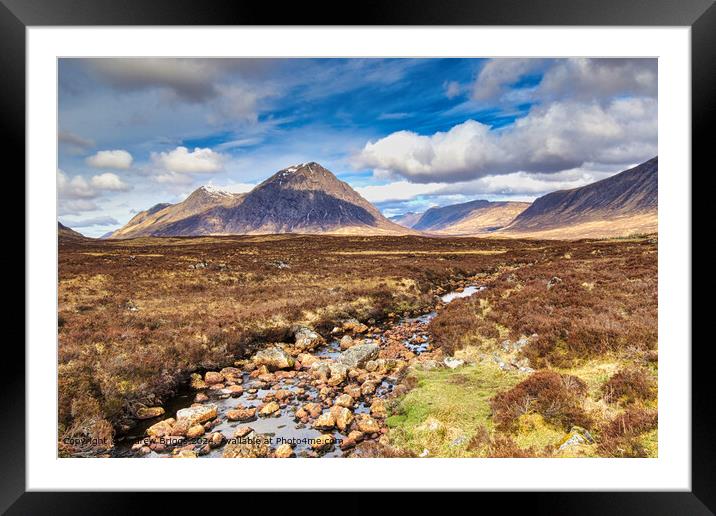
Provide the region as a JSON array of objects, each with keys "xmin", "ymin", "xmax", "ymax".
[
  {"xmin": 501, "ymin": 157, "xmax": 658, "ymax": 239},
  {"xmin": 109, "ymin": 186, "xmax": 246, "ymax": 239},
  {"xmin": 58, "ymin": 221, "xmax": 86, "ymax": 239},
  {"xmin": 413, "ymin": 199, "xmax": 530, "ymax": 235},
  {"xmin": 111, "ymin": 163, "xmax": 411, "ymax": 238},
  {"xmin": 389, "ymin": 212, "xmax": 423, "ymax": 228}
]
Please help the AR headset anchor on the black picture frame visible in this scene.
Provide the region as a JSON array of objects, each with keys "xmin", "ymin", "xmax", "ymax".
[{"xmin": 6, "ymin": 0, "xmax": 709, "ymax": 512}]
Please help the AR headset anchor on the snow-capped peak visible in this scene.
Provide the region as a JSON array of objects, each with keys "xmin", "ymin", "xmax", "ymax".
[{"xmin": 198, "ymin": 185, "xmax": 233, "ymax": 196}]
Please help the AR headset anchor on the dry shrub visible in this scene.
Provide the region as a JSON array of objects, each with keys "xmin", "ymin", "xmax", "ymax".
[
  {"xmin": 466, "ymin": 425, "xmax": 539, "ymax": 457},
  {"xmin": 601, "ymin": 367, "xmax": 656, "ymax": 405},
  {"xmin": 348, "ymin": 441, "xmax": 416, "ymax": 458},
  {"xmin": 491, "ymin": 370, "xmax": 591, "ymax": 431},
  {"xmin": 597, "ymin": 406, "xmax": 657, "ymax": 457},
  {"xmin": 483, "ymin": 242, "xmax": 657, "ymax": 367},
  {"xmin": 59, "ymin": 395, "xmax": 114, "ymax": 457}
]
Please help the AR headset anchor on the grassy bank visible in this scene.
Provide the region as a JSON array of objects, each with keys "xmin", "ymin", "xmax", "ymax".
[
  {"xmin": 58, "ymin": 234, "xmax": 538, "ymax": 454},
  {"xmin": 386, "ymin": 235, "xmax": 658, "ymax": 458}
]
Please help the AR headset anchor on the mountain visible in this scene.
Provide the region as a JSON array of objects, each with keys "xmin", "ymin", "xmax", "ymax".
[
  {"xmin": 112, "ymin": 162, "xmax": 411, "ymax": 238},
  {"xmin": 501, "ymin": 157, "xmax": 658, "ymax": 239},
  {"xmin": 58, "ymin": 221, "xmax": 86, "ymax": 239},
  {"xmin": 109, "ymin": 186, "xmax": 245, "ymax": 239},
  {"xmin": 412, "ymin": 199, "xmax": 530, "ymax": 234},
  {"xmin": 389, "ymin": 211, "xmax": 423, "ymax": 228},
  {"xmin": 432, "ymin": 202, "xmax": 531, "ymax": 235}
]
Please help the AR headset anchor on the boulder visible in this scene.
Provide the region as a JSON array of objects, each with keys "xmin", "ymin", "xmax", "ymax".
[
  {"xmin": 313, "ymin": 412, "xmax": 335, "ymax": 430},
  {"xmin": 303, "ymin": 403, "xmax": 323, "ymax": 418},
  {"xmin": 274, "ymin": 443, "xmax": 295, "ymax": 458},
  {"xmin": 294, "ymin": 327, "xmax": 325, "ymax": 351},
  {"xmin": 204, "ymin": 371, "xmax": 224, "ymax": 385},
  {"xmin": 223, "ymin": 384, "xmax": 244, "ymax": 396},
  {"xmin": 176, "ymin": 404, "xmax": 218, "ymax": 426},
  {"xmin": 339, "ymin": 335, "xmax": 355, "ymax": 350},
  {"xmin": 558, "ymin": 426, "xmax": 595, "ymax": 451},
  {"xmin": 443, "ymin": 357, "xmax": 464, "ymax": 369},
  {"xmin": 174, "ymin": 449, "xmax": 197, "ymax": 458},
  {"xmin": 186, "ymin": 424, "xmax": 205, "ymax": 439},
  {"xmin": 298, "ymin": 353, "xmax": 319, "ymax": 367},
  {"xmin": 547, "ymin": 276, "xmax": 563, "ymax": 290},
  {"xmin": 334, "ymin": 394, "xmax": 355, "ymax": 408},
  {"xmin": 342, "ymin": 319, "xmax": 368, "ymax": 334},
  {"xmin": 209, "ymin": 431, "xmax": 225, "ymax": 448},
  {"xmin": 361, "ymin": 380, "xmax": 378, "ymax": 396},
  {"xmin": 136, "ymin": 406, "xmax": 165, "ymax": 420},
  {"xmin": 223, "ymin": 432, "xmax": 271, "ymax": 458},
  {"xmin": 344, "ymin": 384, "xmax": 362, "ymax": 400},
  {"xmin": 233, "ymin": 426, "xmax": 254, "ymax": 439},
  {"xmin": 226, "ymin": 406, "xmax": 256, "ymax": 422},
  {"xmin": 311, "ymin": 434, "xmax": 336, "ymax": 453},
  {"xmin": 190, "ymin": 373, "xmax": 208, "ymax": 390},
  {"xmin": 328, "ymin": 362, "xmax": 350, "ymax": 386},
  {"xmin": 338, "ymin": 343, "xmax": 380, "ymax": 368},
  {"xmin": 355, "ymin": 414, "xmax": 380, "ymax": 434},
  {"xmin": 330, "ymin": 405, "xmax": 354, "ymax": 432},
  {"xmin": 253, "ymin": 346, "xmax": 295, "ymax": 370},
  {"xmin": 146, "ymin": 418, "xmax": 175, "ymax": 438},
  {"xmin": 370, "ymin": 399, "xmax": 387, "ymax": 418},
  {"xmin": 259, "ymin": 401, "xmax": 281, "ymax": 417},
  {"xmin": 310, "ymin": 362, "xmax": 331, "ymax": 381}
]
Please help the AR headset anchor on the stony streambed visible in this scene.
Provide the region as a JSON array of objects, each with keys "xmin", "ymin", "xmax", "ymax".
[{"xmin": 115, "ymin": 285, "xmax": 484, "ymax": 459}]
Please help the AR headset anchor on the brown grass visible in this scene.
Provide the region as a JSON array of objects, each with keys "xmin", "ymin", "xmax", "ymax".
[
  {"xmin": 597, "ymin": 406, "xmax": 658, "ymax": 457},
  {"xmin": 490, "ymin": 370, "xmax": 591, "ymax": 431},
  {"xmin": 58, "ymin": 233, "xmax": 657, "ymax": 457},
  {"xmin": 58, "ymin": 234, "xmax": 535, "ymax": 453},
  {"xmin": 429, "ymin": 238, "xmax": 657, "ymax": 368},
  {"xmin": 601, "ymin": 367, "xmax": 656, "ymax": 405}
]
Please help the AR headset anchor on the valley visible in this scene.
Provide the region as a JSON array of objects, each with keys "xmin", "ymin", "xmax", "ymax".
[{"xmin": 58, "ymin": 232, "xmax": 657, "ymax": 458}]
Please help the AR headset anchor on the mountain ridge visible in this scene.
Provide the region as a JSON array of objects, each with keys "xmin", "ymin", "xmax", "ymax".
[
  {"xmin": 501, "ymin": 157, "xmax": 658, "ymax": 238},
  {"xmin": 111, "ymin": 162, "xmax": 411, "ymax": 238}
]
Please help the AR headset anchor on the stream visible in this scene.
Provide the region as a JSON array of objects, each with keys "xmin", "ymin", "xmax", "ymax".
[{"xmin": 115, "ymin": 284, "xmax": 484, "ymax": 458}]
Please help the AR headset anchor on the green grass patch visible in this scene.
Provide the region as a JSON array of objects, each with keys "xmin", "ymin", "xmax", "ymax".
[{"xmin": 387, "ymin": 363, "xmax": 522, "ymax": 457}]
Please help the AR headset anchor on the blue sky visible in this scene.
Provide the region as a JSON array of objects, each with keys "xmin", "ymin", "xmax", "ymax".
[{"xmin": 58, "ymin": 58, "xmax": 657, "ymax": 237}]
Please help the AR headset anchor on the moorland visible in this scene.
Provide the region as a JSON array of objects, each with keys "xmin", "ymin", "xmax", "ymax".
[{"xmin": 58, "ymin": 232, "xmax": 657, "ymax": 458}]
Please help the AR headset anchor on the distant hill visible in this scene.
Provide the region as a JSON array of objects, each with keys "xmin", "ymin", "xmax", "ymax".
[
  {"xmin": 111, "ymin": 162, "xmax": 411, "ymax": 238},
  {"xmin": 110, "ymin": 186, "xmax": 245, "ymax": 239},
  {"xmin": 412, "ymin": 199, "xmax": 530, "ymax": 234},
  {"xmin": 432, "ymin": 202, "xmax": 531, "ymax": 235},
  {"xmin": 389, "ymin": 211, "xmax": 423, "ymax": 228},
  {"xmin": 501, "ymin": 157, "xmax": 658, "ymax": 239},
  {"xmin": 58, "ymin": 221, "xmax": 86, "ymax": 240}
]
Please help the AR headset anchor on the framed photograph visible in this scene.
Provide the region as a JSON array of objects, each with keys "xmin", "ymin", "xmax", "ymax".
[{"xmin": 9, "ymin": 0, "xmax": 709, "ymax": 511}]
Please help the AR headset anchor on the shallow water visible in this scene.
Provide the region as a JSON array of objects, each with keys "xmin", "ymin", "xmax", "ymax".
[{"xmin": 118, "ymin": 284, "xmax": 483, "ymax": 458}]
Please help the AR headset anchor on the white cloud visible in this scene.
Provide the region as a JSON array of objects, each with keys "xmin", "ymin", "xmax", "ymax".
[
  {"xmin": 444, "ymin": 81, "xmax": 462, "ymax": 99},
  {"xmin": 84, "ymin": 58, "xmax": 275, "ymax": 102},
  {"xmin": 354, "ymin": 97, "xmax": 656, "ymax": 183},
  {"xmin": 539, "ymin": 58, "xmax": 657, "ymax": 101},
  {"xmin": 472, "ymin": 59, "xmax": 544, "ymax": 101},
  {"xmin": 90, "ymin": 172, "xmax": 131, "ymax": 191},
  {"xmin": 62, "ymin": 215, "xmax": 120, "ymax": 228},
  {"xmin": 355, "ymin": 181, "xmax": 444, "ymax": 203},
  {"xmin": 58, "ymin": 169, "xmax": 133, "ymax": 215},
  {"xmin": 57, "ymin": 170, "xmax": 96, "ymax": 199},
  {"xmin": 206, "ymin": 180, "xmax": 256, "ymax": 194},
  {"xmin": 154, "ymin": 172, "xmax": 196, "ymax": 185},
  {"xmin": 150, "ymin": 146, "xmax": 226, "ymax": 174},
  {"xmin": 58, "ymin": 130, "xmax": 95, "ymax": 153},
  {"xmin": 377, "ymin": 112, "xmax": 412, "ymax": 121},
  {"xmin": 58, "ymin": 200, "xmax": 99, "ymax": 216},
  {"xmin": 470, "ymin": 58, "xmax": 656, "ymax": 104},
  {"xmin": 86, "ymin": 149, "xmax": 133, "ymax": 169}
]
